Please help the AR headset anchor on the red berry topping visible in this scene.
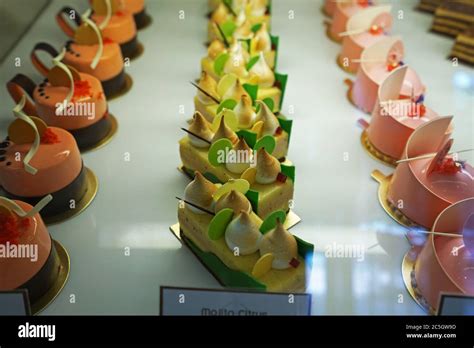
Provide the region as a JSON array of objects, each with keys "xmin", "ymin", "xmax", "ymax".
[
  {"xmin": 289, "ymin": 258, "xmax": 300, "ymax": 268},
  {"xmin": 357, "ymin": 0, "xmax": 370, "ymax": 7},
  {"xmin": 0, "ymin": 212, "xmax": 29, "ymax": 245},
  {"xmin": 73, "ymin": 80, "xmax": 93, "ymax": 100},
  {"xmin": 41, "ymin": 128, "xmax": 60, "ymax": 144},
  {"xmin": 387, "ymin": 63, "xmax": 399, "ymax": 72},
  {"xmin": 103, "ymin": 37, "xmax": 115, "ymax": 45},
  {"xmin": 369, "ymin": 25, "xmax": 383, "ymax": 35},
  {"xmin": 274, "ymin": 127, "xmax": 283, "ymax": 136},
  {"xmin": 434, "ymin": 157, "xmax": 461, "ymax": 174},
  {"xmin": 276, "ymin": 172, "xmax": 287, "ymax": 183}
]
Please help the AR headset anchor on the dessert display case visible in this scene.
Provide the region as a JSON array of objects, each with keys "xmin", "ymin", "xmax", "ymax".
[{"xmin": 0, "ymin": 0, "xmax": 472, "ymax": 316}]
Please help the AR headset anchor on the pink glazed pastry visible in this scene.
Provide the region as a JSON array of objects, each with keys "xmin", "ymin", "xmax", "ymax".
[
  {"xmin": 338, "ymin": 5, "xmax": 392, "ymax": 73},
  {"xmin": 365, "ymin": 66, "xmax": 437, "ymax": 161},
  {"xmin": 352, "ymin": 36, "xmax": 426, "ymax": 113},
  {"xmin": 330, "ymin": 0, "xmax": 374, "ymax": 42},
  {"xmin": 0, "ymin": 197, "xmax": 54, "ymax": 298},
  {"xmin": 388, "ymin": 117, "xmax": 474, "ymax": 229},
  {"xmin": 414, "ymin": 198, "xmax": 474, "ymax": 312},
  {"xmin": 0, "ymin": 99, "xmax": 89, "ymax": 219}
]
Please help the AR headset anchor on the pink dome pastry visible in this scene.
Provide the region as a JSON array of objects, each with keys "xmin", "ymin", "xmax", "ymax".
[
  {"xmin": 414, "ymin": 198, "xmax": 474, "ymax": 312},
  {"xmin": 330, "ymin": 0, "xmax": 375, "ymax": 42},
  {"xmin": 338, "ymin": 5, "xmax": 393, "ymax": 73},
  {"xmin": 364, "ymin": 65, "xmax": 436, "ymax": 162},
  {"xmin": 388, "ymin": 117, "xmax": 473, "ymax": 229},
  {"xmin": 352, "ymin": 36, "xmax": 425, "ymax": 113}
]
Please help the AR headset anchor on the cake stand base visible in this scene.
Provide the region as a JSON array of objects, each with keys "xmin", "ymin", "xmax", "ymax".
[
  {"xmin": 81, "ymin": 113, "xmax": 119, "ymax": 153},
  {"xmin": 371, "ymin": 170, "xmax": 427, "ymax": 245},
  {"xmin": 44, "ymin": 168, "xmax": 98, "ymax": 225},
  {"xmin": 108, "ymin": 73, "xmax": 134, "ymax": 101},
  {"xmin": 31, "ymin": 240, "xmax": 70, "ymax": 315},
  {"xmin": 401, "ymin": 249, "xmax": 435, "ymax": 315},
  {"xmin": 361, "ymin": 130, "xmax": 397, "ymax": 167}
]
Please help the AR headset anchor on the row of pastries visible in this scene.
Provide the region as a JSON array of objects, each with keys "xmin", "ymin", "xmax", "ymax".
[
  {"xmin": 0, "ymin": 0, "xmax": 151, "ymax": 311},
  {"xmin": 175, "ymin": 0, "xmax": 314, "ymax": 292},
  {"xmin": 323, "ymin": 0, "xmax": 473, "ymax": 313}
]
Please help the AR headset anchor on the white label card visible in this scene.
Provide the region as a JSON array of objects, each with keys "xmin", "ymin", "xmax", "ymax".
[{"xmin": 160, "ymin": 286, "xmax": 311, "ymax": 316}]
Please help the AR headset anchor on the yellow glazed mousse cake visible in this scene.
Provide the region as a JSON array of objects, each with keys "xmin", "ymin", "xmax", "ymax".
[
  {"xmin": 193, "ymin": 93, "xmax": 291, "ymax": 159},
  {"xmin": 207, "ymin": 1, "xmax": 271, "ymax": 44},
  {"xmin": 177, "ymin": 174, "xmax": 312, "ymax": 292},
  {"xmin": 194, "ymin": 70, "xmax": 287, "ymax": 122},
  {"xmin": 202, "ymin": 23, "xmax": 278, "ymax": 80},
  {"xmin": 179, "ymin": 114, "xmax": 295, "ymax": 219}
]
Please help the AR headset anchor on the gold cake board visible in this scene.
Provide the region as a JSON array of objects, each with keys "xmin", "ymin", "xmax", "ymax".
[
  {"xmin": 324, "ymin": 20, "xmax": 342, "ymax": 44},
  {"xmin": 107, "ymin": 73, "xmax": 133, "ymax": 101},
  {"xmin": 344, "ymin": 78, "xmax": 357, "ymax": 109},
  {"xmin": 401, "ymin": 249, "xmax": 435, "ymax": 315},
  {"xmin": 344, "ymin": 79, "xmax": 372, "ymax": 115},
  {"xmin": 361, "ymin": 130, "xmax": 398, "ymax": 167},
  {"xmin": 371, "ymin": 170, "xmax": 427, "ymax": 245},
  {"xmin": 44, "ymin": 167, "xmax": 98, "ymax": 225},
  {"xmin": 31, "ymin": 240, "xmax": 70, "ymax": 315},
  {"xmin": 337, "ymin": 54, "xmax": 356, "ymax": 74},
  {"xmin": 81, "ymin": 113, "xmax": 119, "ymax": 153}
]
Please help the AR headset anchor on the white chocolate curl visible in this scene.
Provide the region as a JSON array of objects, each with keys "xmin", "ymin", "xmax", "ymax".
[
  {"xmin": 12, "ymin": 96, "xmax": 40, "ymax": 175},
  {"xmin": 0, "ymin": 195, "xmax": 52, "ymax": 218},
  {"xmin": 53, "ymin": 48, "xmax": 75, "ymax": 114},
  {"xmin": 81, "ymin": 9, "xmax": 104, "ymax": 70}
]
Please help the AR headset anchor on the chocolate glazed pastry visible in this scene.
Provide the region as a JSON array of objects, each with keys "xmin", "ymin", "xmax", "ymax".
[
  {"xmin": 18, "ymin": 239, "xmax": 61, "ymax": 304},
  {"xmin": 1, "ymin": 163, "xmax": 88, "ymax": 218}
]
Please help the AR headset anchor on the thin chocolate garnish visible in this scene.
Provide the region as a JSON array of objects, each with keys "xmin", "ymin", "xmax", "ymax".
[
  {"xmin": 222, "ymin": 1, "xmax": 237, "ymax": 17},
  {"xmin": 189, "ymin": 81, "xmax": 221, "ymax": 104},
  {"xmin": 180, "ymin": 128, "xmax": 212, "ymax": 144},
  {"xmin": 175, "ymin": 197, "xmax": 215, "ymax": 216},
  {"xmin": 214, "ymin": 22, "xmax": 230, "ymax": 48}
]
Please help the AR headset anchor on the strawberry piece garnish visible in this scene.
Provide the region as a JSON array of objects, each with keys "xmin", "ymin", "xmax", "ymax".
[{"xmin": 369, "ymin": 25, "xmax": 383, "ymax": 35}]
